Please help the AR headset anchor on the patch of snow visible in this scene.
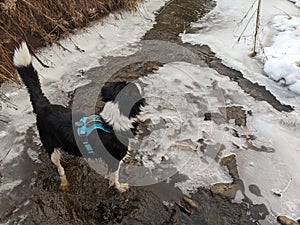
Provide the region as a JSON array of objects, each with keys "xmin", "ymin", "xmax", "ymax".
[
  {"xmin": 261, "ymin": 15, "xmax": 300, "ymax": 94},
  {"xmin": 181, "ymin": 0, "xmax": 300, "ymax": 106}
]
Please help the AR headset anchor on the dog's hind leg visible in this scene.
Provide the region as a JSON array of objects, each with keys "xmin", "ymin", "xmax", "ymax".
[
  {"xmin": 51, "ymin": 148, "xmax": 69, "ymax": 191},
  {"xmin": 108, "ymin": 161, "xmax": 129, "ymax": 192}
]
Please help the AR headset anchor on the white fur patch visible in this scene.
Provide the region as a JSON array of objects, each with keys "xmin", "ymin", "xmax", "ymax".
[
  {"xmin": 135, "ymin": 83, "xmax": 142, "ymax": 95},
  {"xmin": 100, "ymin": 101, "xmax": 136, "ymax": 131},
  {"xmin": 13, "ymin": 42, "xmax": 32, "ymax": 67}
]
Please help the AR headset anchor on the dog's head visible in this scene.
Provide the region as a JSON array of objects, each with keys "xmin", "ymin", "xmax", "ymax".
[{"xmin": 100, "ymin": 82, "xmax": 144, "ymax": 131}]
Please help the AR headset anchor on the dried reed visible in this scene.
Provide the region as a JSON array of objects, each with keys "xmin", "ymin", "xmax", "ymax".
[{"xmin": 0, "ymin": 0, "xmax": 143, "ymax": 84}]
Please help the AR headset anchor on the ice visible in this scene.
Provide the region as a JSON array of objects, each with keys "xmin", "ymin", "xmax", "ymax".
[{"xmin": 137, "ymin": 61, "xmax": 300, "ymax": 220}]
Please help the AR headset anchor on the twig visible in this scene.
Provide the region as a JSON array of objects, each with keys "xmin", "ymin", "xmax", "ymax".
[
  {"xmin": 3, "ymin": 11, "xmax": 50, "ymax": 69},
  {"xmin": 0, "ymin": 94, "xmax": 18, "ymax": 110},
  {"xmin": 237, "ymin": 9, "xmax": 257, "ymax": 43},
  {"xmin": 238, "ymin": 0, "xmax": 257, "ymax": 26},
  {"xmin": 0, "ymin": 71, "xmax": 17, "ymax": 83},
  {"xmin": 32, "ymin": 53, "xmax": 50, "ymax": 68},
  {"xmin": 250, "ymin": 0, "xmax": 261, "ymax": 57},
  {"xmin": 69, "ymin": 38, "xmax": 85, "ymax": 52},
  {"xmin": 273, "ymin": 6, "xmax": 292, "ymax": 19},
  {"xmin": 272, "ymin": 178, "xmax": 292, "ymax": 197}
]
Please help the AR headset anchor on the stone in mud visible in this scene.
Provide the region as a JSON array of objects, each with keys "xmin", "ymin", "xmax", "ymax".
[
  {"xmin": 220, "ymin": 154, "xmax": 239, "ymax": 181},
  {"xmin": 210, "ymin": 183, "xmax": 238, "ymax": 199},
  {"xmin": 277, "ymin": 216, "xmax": 299, "ymax": 225},
  {"xmin": 182, "ymin": 196, "xmax": 200, "ymax": 210},
  {"xmin": 176, "ymin": 201, "xmax": 191, "ymax": 216},
  {"xmin": 219, "ymin": 106, "xmax": 247, "ymax": 127}
]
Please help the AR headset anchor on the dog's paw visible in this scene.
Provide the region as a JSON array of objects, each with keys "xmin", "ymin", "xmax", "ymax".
[
  {"xmin": 117, "ymin": 183, "xmax": 129, "ymax": 193},
  {"xmin": 59, "ymin": 176, "xmax": 69, "ymax": 191}
]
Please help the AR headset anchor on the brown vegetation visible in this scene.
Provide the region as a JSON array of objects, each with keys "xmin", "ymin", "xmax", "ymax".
[{"xmin": 0, "ymin": 0, "xmax": 142, "ymax": 84}]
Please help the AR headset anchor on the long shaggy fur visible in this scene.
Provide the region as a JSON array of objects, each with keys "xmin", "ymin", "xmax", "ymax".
[{"xmin": 13, "ymin": 42, "xmax": 144, "ymax": 191}]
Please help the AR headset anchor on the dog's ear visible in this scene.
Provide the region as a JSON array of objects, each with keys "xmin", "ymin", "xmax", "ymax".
[
  {"xmin": 101, "ymin": 82, "xmax": 128, "ymax": 102},
  {"xmin": 101, "ymin": 85, "xmax": 115, "ymax": 102}
]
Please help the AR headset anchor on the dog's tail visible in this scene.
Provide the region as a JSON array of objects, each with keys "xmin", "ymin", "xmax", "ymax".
[{"xmin": 13, "ymin": 42, "xmax": 50, "ymax": 114}]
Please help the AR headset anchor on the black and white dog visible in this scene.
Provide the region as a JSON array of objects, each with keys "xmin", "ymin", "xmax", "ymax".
[{"xmin": 13, "ymin": 42, "xmax": 144, "ymax": 192}]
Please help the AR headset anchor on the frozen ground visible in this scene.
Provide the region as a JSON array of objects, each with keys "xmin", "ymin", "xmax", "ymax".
[
  {"xmin": 181, "ymin": 0, "xmax": 300, "ymax": 223},
  {"xmin": 135, "ymin": 61, "xmax": 300, "ymax": 224},
  {"xmin": 0, "ymin": 0, "xmax": 300, "ymax": 224}
]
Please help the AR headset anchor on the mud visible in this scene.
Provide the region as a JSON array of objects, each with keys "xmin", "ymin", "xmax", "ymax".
[{"xmin": 1, "ymin": 0, "xmax": 290, "ymax": 224}]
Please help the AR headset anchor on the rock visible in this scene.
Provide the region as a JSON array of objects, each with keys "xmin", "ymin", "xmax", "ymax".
[
  {"xmin": 219, "ymin": 106, "xmax": 247, "ymax": 126},
  {"xmin": 277, "ymin": 216, "xmax": 299, "ymax": 225},
  {"xmin": 175, "ymin": 202, "xmax": 191, "ymax": 216},
  {"xmin": 220, "ymin": 154, "xmax": 239, "ymax": 181},
  {"xmin": 210, "ymin": 183, "xmax": 238, "ymax": 199},
  {"xmin": 182, "ymin": 196, "xmax": 200, "ymax": 210}
]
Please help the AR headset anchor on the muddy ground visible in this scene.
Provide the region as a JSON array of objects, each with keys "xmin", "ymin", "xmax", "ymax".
[{"xmin": 0, "ymin": 0, "xmax": 294, "ymax": 224}]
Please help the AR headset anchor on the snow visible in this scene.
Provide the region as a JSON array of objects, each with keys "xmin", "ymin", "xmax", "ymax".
[
  {"xmin": 262, "ymin": 15, "xmax": 300, "ymax": 94},
  {"xmin": 181, "ymin": 0, "xmax": 300, "ymax": 106}
]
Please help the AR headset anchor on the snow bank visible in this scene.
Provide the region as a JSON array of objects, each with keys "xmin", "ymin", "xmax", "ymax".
[{"xmin": 262, "ymin": 15, "xmax": 300, "ymax": 94}]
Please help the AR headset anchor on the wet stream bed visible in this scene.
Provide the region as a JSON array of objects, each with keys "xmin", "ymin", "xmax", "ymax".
[{"xmin": 0, "ymin": 0, "xmax": 294, "ymax": 224}]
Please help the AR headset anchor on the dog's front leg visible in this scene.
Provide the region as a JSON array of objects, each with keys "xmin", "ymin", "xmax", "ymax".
[
  {"xmin": 51, "ymin": 148, "xmax": 69, "ymax": 191},
  {"xmin": 108, "ymin": 162, "xmax": 129, "ymax": 192}
]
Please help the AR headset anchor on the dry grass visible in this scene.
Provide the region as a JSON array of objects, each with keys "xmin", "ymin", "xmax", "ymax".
[{"xmin": 0, "ymin": 0, "xmax": 143, "ymax": 84}]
